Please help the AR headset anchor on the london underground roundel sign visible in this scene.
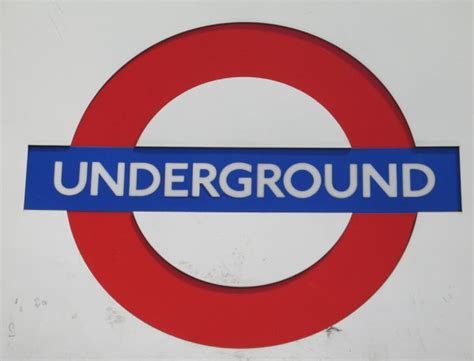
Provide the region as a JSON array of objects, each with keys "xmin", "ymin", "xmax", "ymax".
[{"xmin": 24, "ymin": 23, "xmax": 461, "ymax": 347}]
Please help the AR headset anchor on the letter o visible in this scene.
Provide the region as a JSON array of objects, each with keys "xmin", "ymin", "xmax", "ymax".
[{"xmin": 283, "ymin": 163, "xmax": 321, "ymax": 199}]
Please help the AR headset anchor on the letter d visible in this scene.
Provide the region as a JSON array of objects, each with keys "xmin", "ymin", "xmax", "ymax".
[
  {"xmin": 129, "ymin": 163, "xmax": 161, "ymax": 196},
  {"xmin": 402, "ymin": 163, "xmax": 435, "ymax": 197}
]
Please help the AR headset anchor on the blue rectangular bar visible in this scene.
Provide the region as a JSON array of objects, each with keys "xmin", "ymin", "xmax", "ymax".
[{"xmin": 24, "ymin": 146, "xmax": 461, "ymax": 213}]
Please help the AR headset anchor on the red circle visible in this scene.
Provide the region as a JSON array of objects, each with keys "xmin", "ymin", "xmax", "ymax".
[{"xmin": 68, "ymin": 23, "xmax": 416, "ymax": 348}]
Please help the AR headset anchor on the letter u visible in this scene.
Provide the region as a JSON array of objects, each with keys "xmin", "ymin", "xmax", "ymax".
[{"xmin": 54, "ymin": 161, "xmax": 88, "ymax": 196}]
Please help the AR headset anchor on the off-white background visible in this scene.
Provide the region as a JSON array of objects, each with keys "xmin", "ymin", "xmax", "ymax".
[
  {"xmin": 1, "ymin": 1, "xmax": 472, "ymax": 360},
  {"xmin": 136, "ymin": 77, "xmax": 352, "ymax": 287}
]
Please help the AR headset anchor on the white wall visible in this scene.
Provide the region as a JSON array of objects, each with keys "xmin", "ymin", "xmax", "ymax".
[{"xmin": 1, "ymin": 1, "xmax": 472, "ymax": 360}]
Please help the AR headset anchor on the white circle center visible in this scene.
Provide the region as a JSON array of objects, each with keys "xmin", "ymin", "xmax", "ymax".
[{"xmin": 135, "ymin": 77, "xmax": 351, "ymax": 287}]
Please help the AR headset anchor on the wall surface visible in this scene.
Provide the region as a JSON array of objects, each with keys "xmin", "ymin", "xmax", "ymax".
[{"xmin": 1, "ymin": 1, "xmax": 472, "ymax": 360}]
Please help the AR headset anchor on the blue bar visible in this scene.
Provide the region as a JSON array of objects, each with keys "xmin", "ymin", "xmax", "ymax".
[{"xmin": 24, "ymin": 146, "xmax": 461, "ymax": 213}]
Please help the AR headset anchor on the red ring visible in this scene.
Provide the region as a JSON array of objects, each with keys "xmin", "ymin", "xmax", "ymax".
[{"xmin": 68, "ymin": 23, "xmax": 416, "ymax": 348}]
